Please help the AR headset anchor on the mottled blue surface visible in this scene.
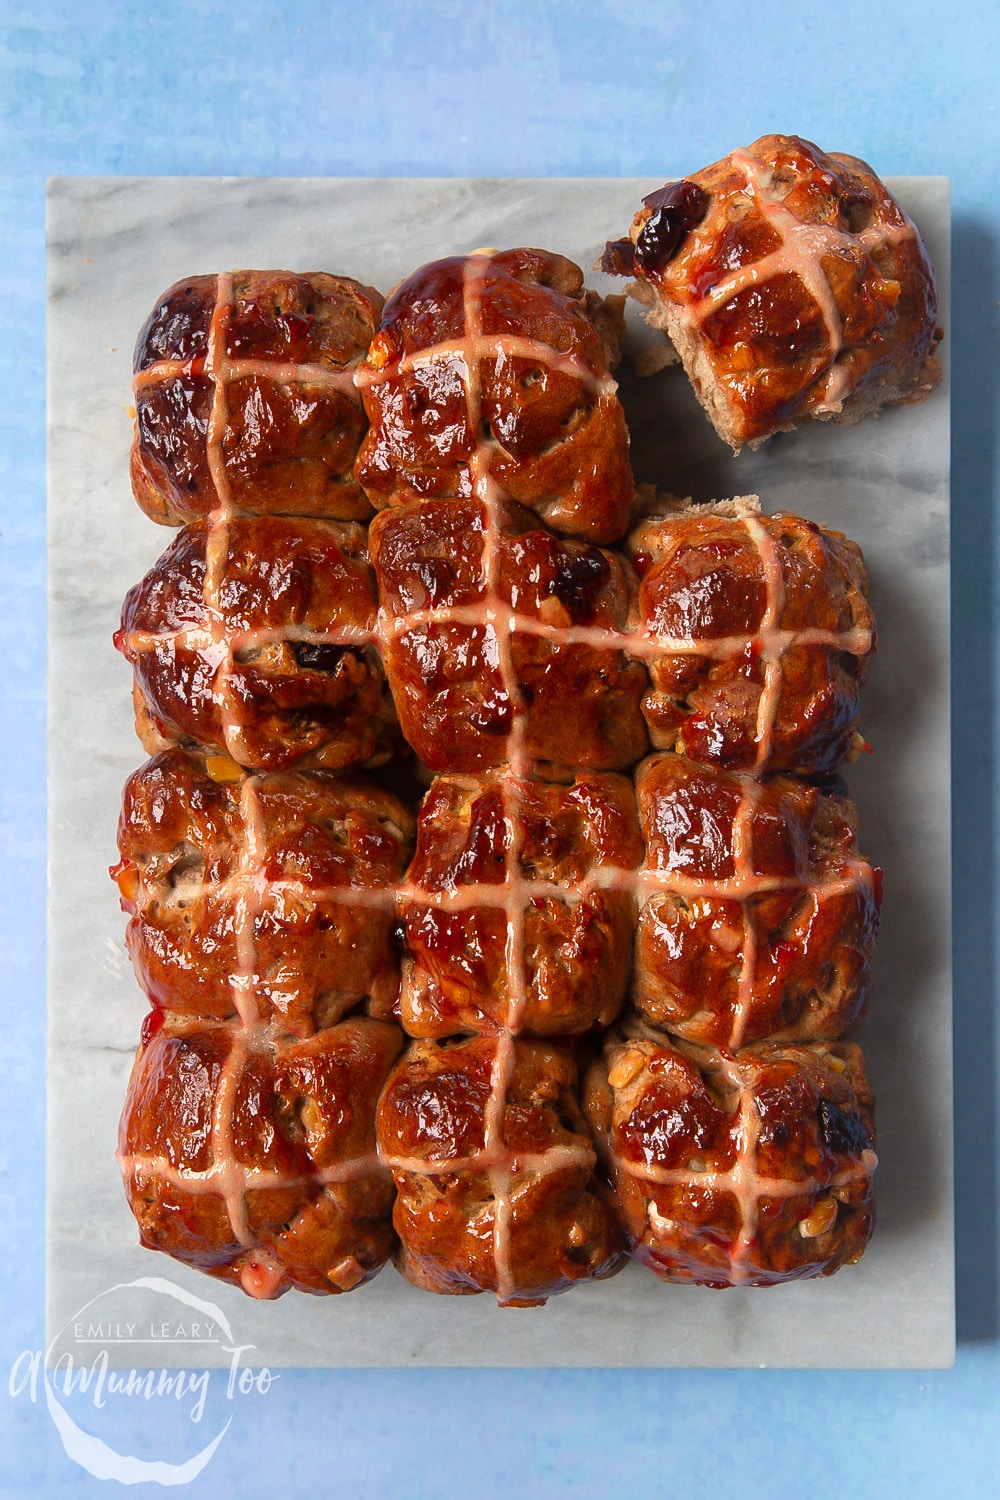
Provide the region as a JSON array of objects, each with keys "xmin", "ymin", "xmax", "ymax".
[{"xmin": 2, "ymin": 1, "xmax": 998, "ymax": 1493}]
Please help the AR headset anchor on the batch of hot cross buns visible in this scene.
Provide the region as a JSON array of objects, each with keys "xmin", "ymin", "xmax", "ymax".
[{"xmin": 112, "ymin": 135, "xmax": 942, "ymax": 1305}]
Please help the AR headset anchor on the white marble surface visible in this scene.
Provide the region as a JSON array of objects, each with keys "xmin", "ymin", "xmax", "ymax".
[{"xmin": 46, "ymin": 176, "xmax": 952, "ymax": 1368}]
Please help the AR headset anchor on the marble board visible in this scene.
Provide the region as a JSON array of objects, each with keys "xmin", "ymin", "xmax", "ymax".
[{"xmin": 46, "ymin": 176, "xmax": 952, "ymax": 1368}]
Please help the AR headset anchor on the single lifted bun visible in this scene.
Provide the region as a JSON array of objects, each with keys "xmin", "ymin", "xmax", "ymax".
[{"xmin": 603, "ymin": 135, "xmax": 942, "ymax": 450}]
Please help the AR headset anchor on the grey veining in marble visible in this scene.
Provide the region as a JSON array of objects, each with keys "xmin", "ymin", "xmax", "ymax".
[{"xmin": 46, "ymin": 176, "xmax": 952, "ymax": 1368}]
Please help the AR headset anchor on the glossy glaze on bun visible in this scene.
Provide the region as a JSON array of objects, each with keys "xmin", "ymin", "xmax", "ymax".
[
  {"xmin": 113, "ymin": 208, "xmax": 904, "ymax": 1300},
  {"xmin": 603, "ymin": 135, "xmax": 942, "ymax": 448}
]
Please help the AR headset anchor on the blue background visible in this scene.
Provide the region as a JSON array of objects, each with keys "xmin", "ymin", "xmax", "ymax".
[{"xmin": 2, "ymin": 1, "xmax": 998, "ymax": 1493}]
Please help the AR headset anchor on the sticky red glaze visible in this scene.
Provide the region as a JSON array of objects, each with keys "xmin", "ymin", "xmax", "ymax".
[
  {"xmin": 139, "ymin": 1004, "xmax": 165, "ymax": 1049},
  {"xmin": 617, "ymin": 1050, "xmax": 739, "ymax": 1172},
  {"xmin": 872, "ymin": 865, "xmax": 885, "ymax": 911}
]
